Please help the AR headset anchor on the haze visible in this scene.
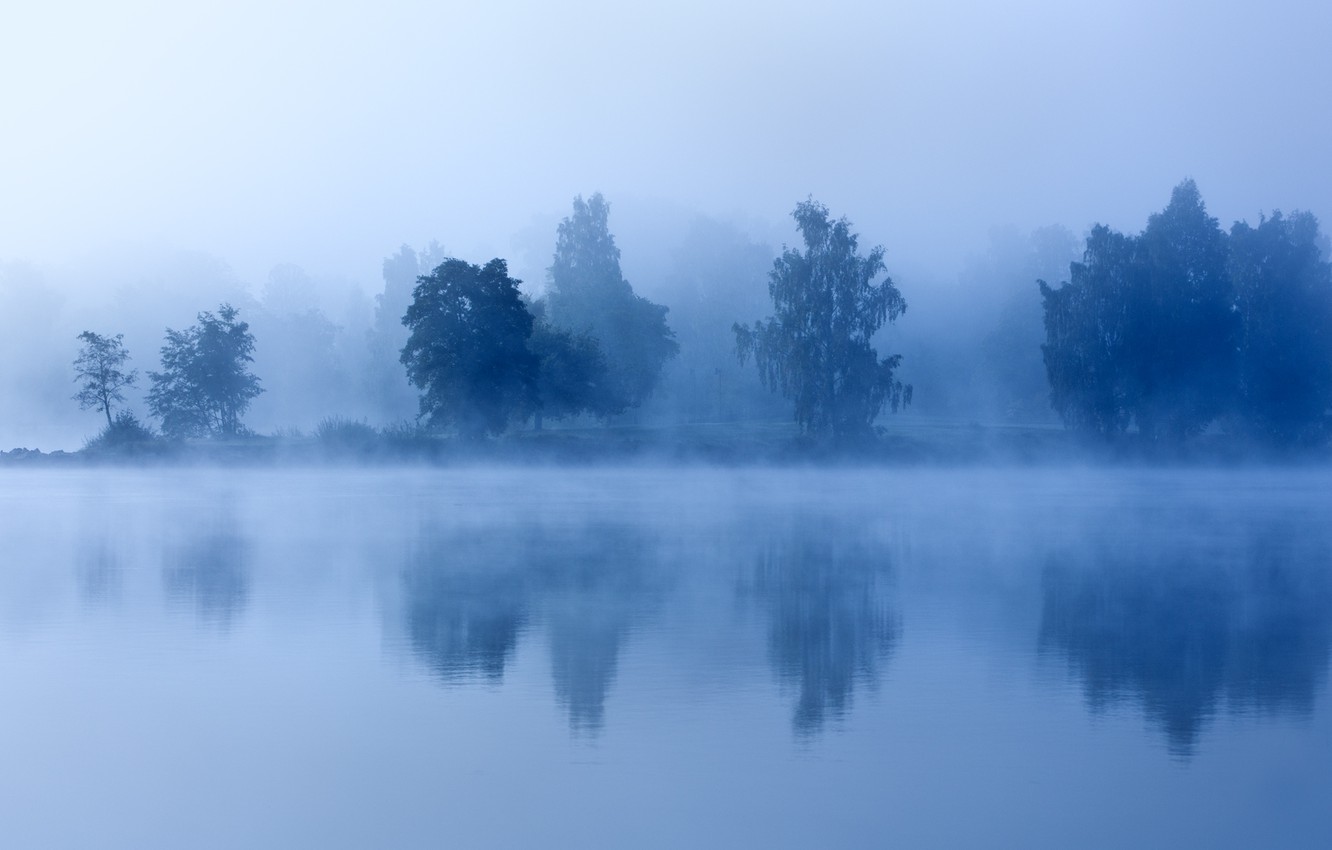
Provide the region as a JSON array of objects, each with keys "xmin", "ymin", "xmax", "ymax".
[{"xmin": 4, "ymin": 0, "xmax": 1331, "ymax": 286}]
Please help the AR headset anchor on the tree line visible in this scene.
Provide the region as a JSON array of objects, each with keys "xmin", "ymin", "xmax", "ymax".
[
  {"xmin": 66, "ymin": 181, "xmax": 1332, "ymax": 453},
  {"xmin": 1040, "ymin": 180, "xmax": 1332, "ymax": 448}
]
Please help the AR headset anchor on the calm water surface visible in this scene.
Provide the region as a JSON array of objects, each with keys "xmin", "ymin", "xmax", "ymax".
[{"xmin": 0, "ymin": 466, "xmax": 1329, "ymax": 849}]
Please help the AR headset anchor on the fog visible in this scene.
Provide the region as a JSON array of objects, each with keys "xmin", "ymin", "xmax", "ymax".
[
  {"xmin": 6, "ymin": 0, "xmax": 1330, "ymax": 282},
  {"xmin": 4, "ymin": 1, "xmax": 1332, "ymax": 448}
]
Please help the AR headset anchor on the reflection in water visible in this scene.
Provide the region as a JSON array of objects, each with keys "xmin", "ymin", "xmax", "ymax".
[
  {"xmin": 163, "ymin": 519, "xmax": 250, "ymax": 629},
  {"xmin": 1040, "ymin": 519, "xmax": 1332, "ymax": 756},
  {"xmin": 77, "ymin": 540, "xmax": 121, "ymax": 606},
  {"xmin": 402, "ymin": 541, "xmax": 529, "ymax": 682},
  {"xmin": 534, "ymin": 525, "xmax": 660, "ymax": 735},
  {"xmin": 399, "ymin": 523, "xmax": 662, "ymax": 733},
  {"xmin": 749, "ymin": 520, "xmax": 898, "ymax": 735}
]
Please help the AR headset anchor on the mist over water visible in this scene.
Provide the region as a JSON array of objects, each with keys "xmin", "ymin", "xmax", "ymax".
[
  {"xmin": 5, "ymin": 3, "xmax": 1332, "ymax": 846},
  {"xmin": 1, "ymin": 466, "xmax": 1328, "ymax": 848}
]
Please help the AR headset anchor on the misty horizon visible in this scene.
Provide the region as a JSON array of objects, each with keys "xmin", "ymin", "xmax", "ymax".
[{"xmin": 5, "ymin": 1, "xmax": 1332, "ymax": 286}]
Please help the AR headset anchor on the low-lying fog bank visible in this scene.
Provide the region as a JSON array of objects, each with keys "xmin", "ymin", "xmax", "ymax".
[{"xmin": 3, "ymin": 418, "xmax": 1329, "ymax": 469}]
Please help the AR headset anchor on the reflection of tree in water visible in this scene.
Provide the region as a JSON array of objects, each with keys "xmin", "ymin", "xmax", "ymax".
[
  {"xmin": 163, "ymin": 523, "xmax": 249, "ymax": 629},
  {"xmin": 77, "ymin": 540, "xmax": 121, "ymax": 606},
  {"xmin": 400, "ymin": 522, "xmax": 662, "ymax": 734},
  {"xmin": 532, "ymin": 525, "xmax": 660, "ymax": 735},
  {"xmin": 402, "ymin": 534, "xmax": 530, "ymax": 683},
  {"xmin": 750, "ymin": 521, "xmax": 898, "ymax": 736},
  {"xmin": 1040, "ymin": 521, "xmax": 1332, "ymax": 757}
]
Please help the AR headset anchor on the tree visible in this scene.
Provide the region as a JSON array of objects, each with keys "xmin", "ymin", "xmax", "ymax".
[
  {"xmin": 526, "ymin": 298, "xmax": 618, "ymax": 429},
  {"xmin": 1229, "ymin": 211, "xmax": 1332, "ymax": 446},
  {"xmin": 147, "ymin": 304, "xmax": 263, "ymax": 438},
  {"xmin": 545, "ymin": 194, "xmax": 678, "ymax": 410},
  {"xmin": 1130, "ymin": 179, "xmax": 1236, "ymax": 440},
  {"xmin": 734, "ymin": 199, "xmax": 910, "ymax": 441},
  {"xmin": 1039, "ymin": 225, "xmax": 1138, "ymax": 437},
  {"xmin": 401, "ymin": 258, "xmax": 538, "ymax": 439},
  {"xmin": 1040, "ymin": 180, "xmax": 1237, "ymax": 442},
  {"xmin": 73, "ymin": 331, "xmax": 137, "ymax": 428}
]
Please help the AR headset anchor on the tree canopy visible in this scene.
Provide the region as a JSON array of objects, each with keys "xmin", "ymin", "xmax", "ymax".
[
  {"xmin": 526, "ymin": 298, "xmax": 618, "ymax": 428},
  {"xmin": 147, "ymin": 304, "xmax": 263, "ymax": 438},
  {"xmin": 401, "ymin": 258, "xmax": 538, "ymax": 439},
  {"xmin": 1038, "ymin": 225, "xmax": 1138, "ymax": 437},
  {"xmin": 545, "ymin": 194, "xmax": 678, "ymax": 410},
  {"xmin": 73, "ymin": 331, "xmax": 137, "ymax": 428},
  {"xmin": 734, "ymin": 199, "xmax": 910, "ymax": 440},
  {"xmin": 1130, "ymin": 180, "xmax": 1236, "ymax": 440},
  {"xmin": 1230, "ymin": 211, "xmax": 1332, "ymax": 446},
  {"xmin": 1040, "ymin": 179, "xmax": 1332, "ymax": 448}
]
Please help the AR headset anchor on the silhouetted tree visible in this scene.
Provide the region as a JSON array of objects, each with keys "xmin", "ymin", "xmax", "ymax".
[
  {"xmin": 545, "ymin": 193, "xmax": 678, "ymax": 410},
  {"xmin": 1040, "ymin": 181, "xmax": 1236, "ymax": 441},
  {"xmin": 1130, "ymin": 180, "xmax": 1236, "ymax": 440},
  {"xmin": 72, "ymin": 331, "xmax": 137, "ymax": 428},
  {"xmin": 1039, "ymin": 226, "xmax": 1137, "ymax": 436},
  {"xmin": 1229, "ymin": 211, "xmax": 1332, "ymax": 446},
  {"xmin": 401, "ymin": 258, "xmax": 538, "ymax": 439},
  {"xmin": 147, "ymin": 304, "xmax": 263, "ymax": 438},
  {"xmin": 525, "ymin": 299, "xmax": 618, "ymax": 428},
  {"xmin": 734, "ymin": 199, "xmax": 910, "ymax": 440}
]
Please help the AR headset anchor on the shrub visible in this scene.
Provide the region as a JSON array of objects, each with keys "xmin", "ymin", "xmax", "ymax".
[
  {"xmin": 315, "ymin": 417, "xmax": 379, "ymax": 452},
  {"xmin": 84, "ymin": 411, "xmax": 156, "ymax": 452}
]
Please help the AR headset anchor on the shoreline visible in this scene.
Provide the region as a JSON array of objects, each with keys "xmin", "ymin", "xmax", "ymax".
[{"xmin": 3, "ymin": 420, "xmax": 1327, "ymax": 468}]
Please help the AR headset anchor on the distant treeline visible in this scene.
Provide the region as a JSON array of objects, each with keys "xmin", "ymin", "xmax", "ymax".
[
  {"xmin": 31, "ymin": 181, "xmax": 1332, "ymax": 455},
  {"xmin": 1041, "ymin": 180, "xmax": 1332, "ymax": 448}
]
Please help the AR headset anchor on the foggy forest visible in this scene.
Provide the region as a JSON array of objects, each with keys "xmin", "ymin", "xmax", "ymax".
[{"xmin": 4, "ymin": 179, "xmax": 1330, "ymax": 463}]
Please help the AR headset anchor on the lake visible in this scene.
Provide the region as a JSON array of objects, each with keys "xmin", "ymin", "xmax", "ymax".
[{"xmin": 0, "ymin": 466, "xmax": 1328, "ymax": 848}]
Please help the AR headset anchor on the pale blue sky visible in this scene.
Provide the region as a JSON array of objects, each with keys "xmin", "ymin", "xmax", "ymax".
[{"xmin": 3, "ymin": 0, "xmax": 1330, "ymax": 286}]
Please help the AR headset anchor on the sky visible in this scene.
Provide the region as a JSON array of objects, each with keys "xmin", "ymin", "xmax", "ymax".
[{"xmin": 3, "ymin": 0, "xmax": 1332, "ymax": 290}]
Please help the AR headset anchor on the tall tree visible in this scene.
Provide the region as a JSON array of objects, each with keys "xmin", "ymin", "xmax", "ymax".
[
  {"xmin": 1130, "ymin": 179, "xmax": 1236, "ymax": 440},
  {"xmin": 1229, "ymin": 211, "xmax": 1332, "ymax": 446},
  {"xmin": 1039, "ymin": 225, "xmax": 1138, "ymax": 437},
  {"xmin": 401, "ymin": 258, "xmax": 538, "ymax": 439},
  {"xmin": 545, "ymin": 194, "xmax": 678, "ymax": 410},
  {"xmin": 147, "ymin": 304, "xmax": 263, "ymax": 438},
  {"xmin": 73, "ymin": 331, "xmax": 137, "ymax": 428},
  {"xmin": 734, "ymin": 199, "xmax": 910, "ymax": 441},
  {"xmin": 1040, "ymin": 180, "xmax": 1237, "ymax": 442}
]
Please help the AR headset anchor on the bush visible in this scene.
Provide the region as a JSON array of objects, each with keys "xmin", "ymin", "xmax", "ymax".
[
  {"xmin": 84, "ymin": 411, "xmax": 156, "ymax": 452},
  {"xmin": 379, "ymin": 421, "xmax": 439, "ymax": 456},
  {"xmin": 314, "ymin": 417, "xmax": 379, "ymax": 452},
  {"xmin": 271, "ymin": 426, "xmax": 306, "ymax": 440}
]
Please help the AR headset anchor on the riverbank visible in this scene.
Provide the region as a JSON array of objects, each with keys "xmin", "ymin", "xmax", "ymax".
[{"xmin": 2, "ymin": 418, "xmax": 1325, "ymax": 467}]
